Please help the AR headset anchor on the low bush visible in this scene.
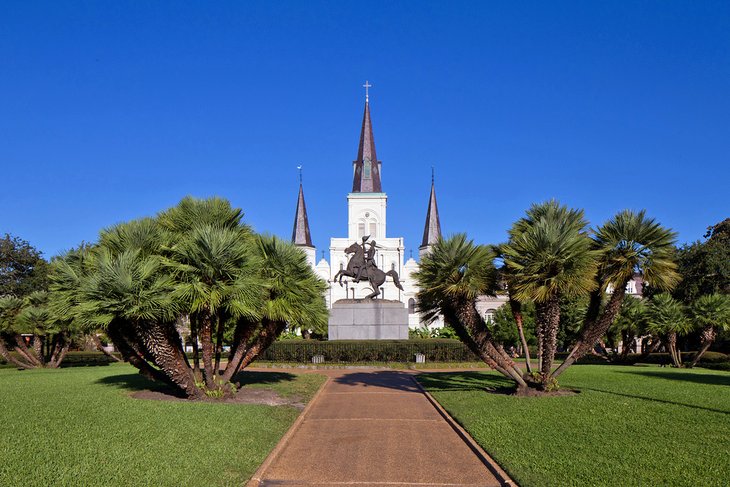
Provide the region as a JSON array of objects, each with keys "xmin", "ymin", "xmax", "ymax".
[{"xmin": 258, "ymin": 339, "xmax": 479, "ymax": 363}]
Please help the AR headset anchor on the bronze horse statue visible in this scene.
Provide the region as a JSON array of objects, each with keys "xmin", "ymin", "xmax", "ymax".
[{"xmin": 333, "ymin": 242, "xmax": 404, "ymax": 299}]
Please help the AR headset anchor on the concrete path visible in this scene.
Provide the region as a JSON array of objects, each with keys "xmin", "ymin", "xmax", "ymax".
[{"xmin": 248, "ymin": 369, "xmax": 513, "ymax": 487}]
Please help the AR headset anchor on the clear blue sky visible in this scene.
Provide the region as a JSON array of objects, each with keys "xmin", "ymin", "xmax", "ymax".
[{"xmin": 2, "ymin": 1, "xmax": 728, "ymax": 260}]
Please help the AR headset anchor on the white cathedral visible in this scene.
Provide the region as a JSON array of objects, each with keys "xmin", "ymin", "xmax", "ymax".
[{"xmin": 289, "ymin": 93, "xmax": 449, "ymax": 330}]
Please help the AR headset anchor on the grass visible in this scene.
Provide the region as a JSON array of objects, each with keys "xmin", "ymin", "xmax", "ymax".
[
  {"xmin": 418, "ymin": 365, "xmax": 730, "ymax": 487},
  {"xmin": 0, "ymin": 364, "xmax": 326, "ymax": 486}
]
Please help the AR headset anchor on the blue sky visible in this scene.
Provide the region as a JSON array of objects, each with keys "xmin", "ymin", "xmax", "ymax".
[{"xmin": 2, "ymin": 1, "xmax": 728, "ymax": 260}]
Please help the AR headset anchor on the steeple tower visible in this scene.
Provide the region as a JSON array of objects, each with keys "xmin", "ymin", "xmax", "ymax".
[
  {"xmin": 352, "ymin": 92, "xmax": 382, "ymax": 193},
  {"xmin": 419, "ymin": 169, "xmax": 442, "ymax": 258},
  {"xmin": 291, "ymin": 168, "xmax": 316, "ymax": 267}
]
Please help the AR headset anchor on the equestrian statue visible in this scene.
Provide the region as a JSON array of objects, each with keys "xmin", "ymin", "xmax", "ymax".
[{"xmin": 333, "ymin": 236, "xmax": 404, "ymax": 299}]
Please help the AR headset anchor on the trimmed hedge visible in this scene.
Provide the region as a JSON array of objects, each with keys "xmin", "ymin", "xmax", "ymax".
[{"xmin": 259, "ymin": 339, "xmax": 479, "ymax": 363}]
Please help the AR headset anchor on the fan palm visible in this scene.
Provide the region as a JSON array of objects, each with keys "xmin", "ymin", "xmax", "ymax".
[
  {"xmin": 163, "ymin": 223, "xmax": 261, "ymax": 387},
  {"xmin": 688, "ymin": 294, "xmax": 730, "ymax": 367},
  {"xmin": 0, "ymin": 291, "xmax": 71, "ymax": 368},
  {"xmin": 222, "ymin": 235, "xmax": 328, "ymax": 382},
  {"xmin": 501, "ymin": 201, "xmax": 598, "ymax": 384},
  {"xmin": 415, "ymin": 234, "xmax": 528, "ymax": 388},
  {"xmin": 554, "ymin": 210, "xmax": 679, "ymax": 377},
  {"xmin": 646, "ymin": 293, "xmax": 691, "ymax": 367}
]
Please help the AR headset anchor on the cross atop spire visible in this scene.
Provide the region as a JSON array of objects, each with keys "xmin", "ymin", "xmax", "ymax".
[
  {"xmin": 363, "ymin": 80, "xmax": 372, "ymax": 103},
  {"xmin": 297, "ymin": 165, "xmax": 303, "ymax": 184}
]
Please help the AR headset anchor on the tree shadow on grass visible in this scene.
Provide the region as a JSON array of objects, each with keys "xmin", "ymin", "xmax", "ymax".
[
  {"xmin": 416, "ymin": 371, "xmax": 517, "ymax": 395},
  {"xmin": 618, "ymin": 369, "xmax": 730, "ymax": 387},
  {"xmin": 232, "ymin": 371, "xmax": 297, "ymax": 388},
  {"xmin": 96, "ymin": 370, "xmax": 298, "ymax": 399}
]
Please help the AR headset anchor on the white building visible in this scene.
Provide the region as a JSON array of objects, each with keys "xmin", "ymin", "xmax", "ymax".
[{"xmin": 290, "ymin": 94, "xmax": 443, "ymax": 329}]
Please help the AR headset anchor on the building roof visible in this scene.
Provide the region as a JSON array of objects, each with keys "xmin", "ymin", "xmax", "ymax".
[
  {"xmin": 291, "ymin": 183, "xmax": 313, "ymax": 247},
  {"xmin": 351, "ymin": 100, "xmax": 383, "ymax": 193},
  {"xmin": 420, "ymin": 177, "xmax": 442, "ymax": 248}
]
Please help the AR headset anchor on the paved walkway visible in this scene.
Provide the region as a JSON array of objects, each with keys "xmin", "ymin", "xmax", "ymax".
[{"xmin": 248, "ymin": 369, "xmax": 513, "ymax": 487}]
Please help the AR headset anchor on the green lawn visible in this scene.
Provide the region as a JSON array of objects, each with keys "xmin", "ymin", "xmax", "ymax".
[
  {"xmin": 418, "ymin": 365, "xmax": 730, "ymax": 487},
  {"xmin": 0, "ymin": 364, "xmax": 326, "ymax": 486}
]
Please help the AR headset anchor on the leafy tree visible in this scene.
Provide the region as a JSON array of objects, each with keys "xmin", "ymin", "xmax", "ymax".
[
  {"xmin": 687, "ymin": 294, "xmax": 730, "ymax": 367},
  {"xmin": 646, "ymin": 294, "xmax": 692, "ymax": 367},
  {"xmin": 50, "ymin": 197, "xmax": 327, "ymax": 399},
  {"xmin": 0, "ymin": 234, "xmax": 48, "ymax": 297},
  {"xmin": 490, "ymin": 301, "xmax": 536, "ymax": 351},
  {"xmin": 673, "ymin": 218, "xmax": 730, "ymax": 302}
]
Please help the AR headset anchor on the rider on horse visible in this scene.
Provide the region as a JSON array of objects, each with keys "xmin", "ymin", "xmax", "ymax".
[{"xmin": 355, "ymin": 238, "xmax": 377, "ymax": 282}]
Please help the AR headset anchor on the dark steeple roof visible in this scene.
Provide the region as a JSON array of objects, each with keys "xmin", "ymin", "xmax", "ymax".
[
  {"xmin": 351, "ymin": 100, "xmax": 383, "ymax": 193},
  {"xmin": 291, "ymin": 182, "xmax": 313, "ymax": 247},
  {"xmin": 420, "ymin": 174, "xmax": 442, "ymax": 249}
]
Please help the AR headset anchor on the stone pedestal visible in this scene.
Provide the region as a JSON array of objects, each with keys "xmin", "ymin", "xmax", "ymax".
[{"xmin": 328, "ymin": 299, "xmax": 409, "ymax": 340}]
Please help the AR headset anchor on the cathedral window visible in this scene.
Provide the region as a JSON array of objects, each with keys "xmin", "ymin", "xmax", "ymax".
[
  {"xmin": 408, "ymin": 298, "xmax": 416, "ymax": 314},
  {"xmin": 358, "ymin": 223, "xmax": 366, "ymax": 238},
  {"xmin": 363, "ymin": 159, "xmax": 372, "ymax": 179},
  {"xmin": 369, "ymin": 222, "xmax": 377, "ymax": 238}
]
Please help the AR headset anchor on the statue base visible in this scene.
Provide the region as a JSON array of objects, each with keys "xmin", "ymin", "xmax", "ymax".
[{"xmin": 328, "ymin": 299, "xmax": 409, "ymax": 340}]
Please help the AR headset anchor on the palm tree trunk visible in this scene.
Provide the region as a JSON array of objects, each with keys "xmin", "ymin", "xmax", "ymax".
[
  {"xmin": 553, "ymin": 285, "xmax": 627, "ymax": 379},
  {"xmin": 14, "ymin": 336, "xmax": 41, "ymax": 367},
  {"xmin": 107, "ymin": 320, "xmax": 176, "ymax": 386},
  {"xmin": 213, "ymin": 313, "xmax": 225, "ymax": 376},
  {"xmin": 33, "ymin": 336, "xmax": 46, "ymax": 366},
  {"xmin": 449, "ymin": 304, "xmax": 529, "ymax": 388},
  {"xmin": 221, "ymin": 319, "xmax": 257, "ymax": 383},
  {"xmin": 190, "ymin": 313, "xmax": 201, "ymax": 380},
  {"xmin": 50, "ymin": 336, "xmax": 69, "ymax": 368},
  {"xmin": 92, "ymin": 334, "xmax": 121, "ymax": 362},
  {"xmin": 667, "ymin": 333, "xmax": 681, "ymax": 367},
  {"xmin": 0, "ymin": 339, "xmax": 34, "ymax": 369},
  {"xmin": 690, "ymin": 326, "xmax": 716, "ymax": 368},
  {"xmin": 235, "ymin": 319, "xmax": 286, "ymax": 373},
  {"xmin": 536, "ymin": 298, "xmax": 560, "ymax": 384},
  {"xmin": 199, "ymin": 311, "xmax": 215, "ymax": 389},
  {"xmin": 509, "ymin": 298, "xmax": 533, "ymax": 374},
  {"xmin": 135, "ymin": 319, "xmax": 204, "ymax": 398}
]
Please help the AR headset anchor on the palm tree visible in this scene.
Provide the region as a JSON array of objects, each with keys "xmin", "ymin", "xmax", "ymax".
[
  {"xmin": 611, "ymin": 296, "xmax": 647, "ymax": 359},
  {"xmin": 415, "ymin": 234, "xmax": 528, "ymax": 389},
  {"xmin": 646, "ymin": 294, "xmax": 692, "ymax": 367},
  {"xmin": 222, "ymin": 235, "xmax": 328, "ymax": 382},
  {"xmin": 553, "ymin": 210, "xmax": 679, "ymax": 377},
  {"xmin": 501, "ymin": 201, "xmax": 598, "ymax": 386},
  {"xmin": 48, "ymin": 197, "xmax": 327, "ymax": 399},
  {"xmin": 0, "ymin": 291, "xmax": 71, "ymax": 369},
  {"xmin": 688, "ymin": 294, "xmax": 730, "ymax": 367}
]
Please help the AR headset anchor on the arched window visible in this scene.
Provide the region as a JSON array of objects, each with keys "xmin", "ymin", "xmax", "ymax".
[
  {"xmin": 363, "ymin": 159, "xmax": 372, "ymax": 179},
  {"xmin": 408, "ymin": 298, "xmax": 416, "ymax": 314},
  {"xmin": 485, "ymin": 308, "xmax": 497, "ymax": 323}
]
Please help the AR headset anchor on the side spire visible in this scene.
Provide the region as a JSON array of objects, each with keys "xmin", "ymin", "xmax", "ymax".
[
  {"xmin": 352, "ymin": 82, "xmax": 382, "ymax": 193},
  {"xmin": 292, "ymin": 169, "xmax": 313, "ymax": 247},
  {"xmin": 420, "ymin": 168, "xmax": 441, "ymax": 250}
]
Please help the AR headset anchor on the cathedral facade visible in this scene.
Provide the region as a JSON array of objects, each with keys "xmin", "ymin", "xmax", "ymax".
[{"xmin": 290, "ymin": 95, "xmax": 444, "ymax": 329}]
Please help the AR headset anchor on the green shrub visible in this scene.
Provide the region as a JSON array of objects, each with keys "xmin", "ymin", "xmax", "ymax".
[{"xmin": 258, "ymin": 339, "xmax": 478, "ymax": 363}]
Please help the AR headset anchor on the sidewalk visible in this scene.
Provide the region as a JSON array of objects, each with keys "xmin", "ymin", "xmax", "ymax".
[{"xmin": 248, "ymin": 369, "xmax": 513, "ymax": 486}]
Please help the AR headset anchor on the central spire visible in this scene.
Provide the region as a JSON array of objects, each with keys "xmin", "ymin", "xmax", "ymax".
[{"xmin": 352, "ymin": 88, "xmax": 382, "ymax": 193}]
